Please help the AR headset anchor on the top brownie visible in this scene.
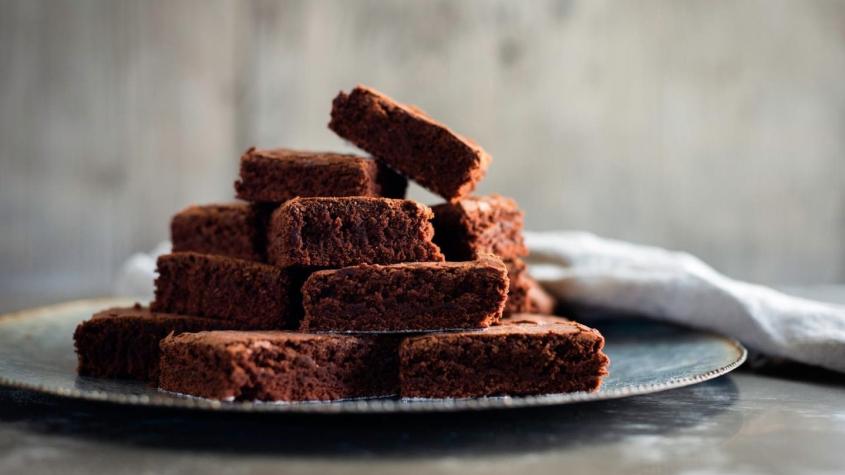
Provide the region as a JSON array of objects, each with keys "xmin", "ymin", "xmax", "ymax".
[
  {"xmin": 329, "ymin": 85, "xmax": 491, "ymax": 202},
  {"xmin": 432, "ymin": 194, "xmax": 528, "ymax": 261},
  {"xmin": 235, "ymin": 147, "xmax": 407, "ymax": 203},
  {"xmin": 267, "ymin": 197, "xmax": 444, "ymax": 268}
]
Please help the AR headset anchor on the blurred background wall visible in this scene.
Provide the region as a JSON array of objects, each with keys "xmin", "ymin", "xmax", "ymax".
[{"xmin": 2, "ymin": 0, "xmax": 844, "ymax": 305}]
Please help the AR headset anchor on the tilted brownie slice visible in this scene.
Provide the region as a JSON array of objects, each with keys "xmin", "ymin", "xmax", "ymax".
[
  {"xmin": 301, "ymin": 256, "xmax": 509, "ymax": 332},
  {"xmin": 432, "ymin": 195, "xmax": 528, "ymax": 261},
  {"xmin": 267, "ymin": 197, "xmax": 444, "ymax": 268},
  {"xmin": 235, "ymin": 147, "xmax": 407, "ymax": 203},
  {"xmin": 329, "ymin": 85, "xmax": 491, "ymax": 201},
  {"xmin": 73, "ymin": 305, "xmax": 241, "ymax": 382},
  {"xmin": 171, "ymin": 202, "xmax": 272, "ymax": 262},
  {"xmin": 504, "ymin": 258, "xmax": 556, "ymax": 316},
  {"xmin": 399, "ymin": 320, "xmax": 609, "ymax": 398},
  {"xmin": 159, "ymin": 331, "xmax": 402, "ymax": 401},
  {"xmin": 151, "ymin": 252, "xmax": 298, "ymax": 329}
]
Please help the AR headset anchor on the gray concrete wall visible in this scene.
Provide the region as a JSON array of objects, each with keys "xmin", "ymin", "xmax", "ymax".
[{"xmin": 2, "ymin": 0, "xmax": 844, "ymax": 300}]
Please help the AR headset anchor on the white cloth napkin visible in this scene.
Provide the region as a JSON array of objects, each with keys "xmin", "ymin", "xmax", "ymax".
[{"xmin": 525, "ymin": 231, "xmax": 845, "ymax": 374}]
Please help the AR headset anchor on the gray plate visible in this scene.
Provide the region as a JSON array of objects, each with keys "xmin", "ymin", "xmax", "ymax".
[{"xmin": 0, "ymin": 298, "xmax": 746, "ymax": 413}]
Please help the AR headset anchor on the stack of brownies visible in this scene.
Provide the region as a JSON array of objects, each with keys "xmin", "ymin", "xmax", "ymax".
[{"xmin": 74, "ymin": 85, "xmax": 609, "ymax": 401}]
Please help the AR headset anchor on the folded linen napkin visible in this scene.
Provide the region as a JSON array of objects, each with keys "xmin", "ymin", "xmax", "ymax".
[{"xmin": 525, "ymin": 231, "xmax": 845, "ymax": 374}]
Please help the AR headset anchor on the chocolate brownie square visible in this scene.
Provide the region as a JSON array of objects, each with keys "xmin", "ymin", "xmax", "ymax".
[
  {"xmin": 329, "ymin": 85, "xmax": 490, "ymax": 201},
  {"xmin": 432, "ymin": 195, "xmax": 528, "ymax": 261},
  {"xmin": 235, "ymin": 147, "xmax": 407, "ymax": 203},
  {"xmin": 300, "ymin": 256, "xmax": 509, "ymax": 332},
  {"xmin": 504, "ymin": 258, "xmax": 556, "ymax": 316},
  {"xmin": 73, "ymin": 305, "xmax": 240, "ymax": 381},
  {"xmin": 159, "ymin": 331, "xmax": 402, "ymax": 401},
  {"xmin": 399, "ymin": 320, "xmax": 609, "ymax": 398},
  {"xmin": 151, "ymin": 252, "xmax": 298, "ymax": 329},
  {"xmin": 170, "ymin": 202, "xmax": 271, "ymax": 262},
  {"xmin": 267, "ymin": 197, "xmax": 444, "ymax": 268}
]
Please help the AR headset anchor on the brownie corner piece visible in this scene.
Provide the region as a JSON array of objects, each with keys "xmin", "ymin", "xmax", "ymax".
[
  {"xmin": 328, "ymin": 85, "xmax": 490, "ymax": 201},
  {"xmin": 267, "ymin": 197, "xmax": 444, "ymax": 267},
  {"xmin": 170, "ymin": 202, "xmax": 269, "ymax": 261},
  {"xmin": 158, "ymin": 331, "xmax": 401, "ymax": 401},
  {"xmin": 234, "ymin": 147, "xmax": 407, "ymax": 203},
  {"xmin": 151, "ymin": 252, "xmax": 296, "ymax": 329},
  {"xmin": 399, "ymin": 320, "xmax": 609, "ymax": 398},
  {"xmin": 301, "ymin": 255, "xmax": 509, "ymax": 332},
  {"xmin": 432, "ymin": 194, "xmax": 528, "ymax": 261}
]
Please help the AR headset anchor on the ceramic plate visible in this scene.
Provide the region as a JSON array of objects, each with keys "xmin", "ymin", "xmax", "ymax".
[{"xmin": 0, "ymin": 298, "xmax": 746, "ymax": 413}]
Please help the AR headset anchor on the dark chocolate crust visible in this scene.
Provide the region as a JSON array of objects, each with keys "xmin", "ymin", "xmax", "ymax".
[
  {"xmin": 170, "ymin": 202, "xmax": 272, "ymax": 262},
  {"xmin": 432, "ymin": 195, "xmax": 528, "ymax": 261},
  {"xmin": 234, "ymin": 148, "xmax": 407, "ymax": 203},
  {"xmin": 399, "ymin": 321, "xmax": 609, "ymax": 398},
  {"xmin": 158, "ymin": 331, "xmax": 402, "ymax": 401},
  {"xmin": 267, "ymin": 197, "xmax": 444, "ymax": 268},
  {"xmin": 151, "ymin": 252, "xmax": 298, "ymax": 329},
  {"xmin": 503, "ymin": 258, "xmax": 556, "ymax": 316},
  {"xmin": 73, "ymin": 305, "xmax": 240, "ymax": 382},
  {"xmin": 300, "ymin": 256, "xmax": 509, "ymax": 332},
  {"xmin": 329, "ymin": 85, "xmax": 490, "ymax": 201}
]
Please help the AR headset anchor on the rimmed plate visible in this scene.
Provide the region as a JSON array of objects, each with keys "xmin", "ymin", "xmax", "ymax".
[{"xmin": 0, "ymin": 298, "xmax": 746, "ymax": 413}]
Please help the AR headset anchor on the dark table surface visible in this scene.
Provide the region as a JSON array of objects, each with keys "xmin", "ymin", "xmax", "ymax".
[{"xmin": 1, "ymin": 288, "xmax": 843, "ymax": 475}]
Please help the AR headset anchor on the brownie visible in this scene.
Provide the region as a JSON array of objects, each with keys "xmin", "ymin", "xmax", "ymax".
[
  {"xmin": 267, "ymin": 197, "xmax": 444, "ymax": 268},
  {"xmin": 329, "ymin": 85, "xmax": 491, "ymax": 201},
  {"xmin": 235, "ymin": 147, "xmax": 407, "ymax": 203},
  {"xmin": 300, "ymin": 256, "xmax": 510, "ymax": 332},
  {"xmin": 73, "ymin": 305, "xmax": 240, "ymax": 381},
  {"xmin": 432, "ymin": 195, "xmax": 528, "ymax": 261},
  {"xmin": 170, "ymin": 202, "xmax": 272, "ymax": 262},
  {"xmin": 159, "ymin": 331, "xmax": 402, "ymax": 401},
  {"xmin": 151, "ymin": 252, "xmax": 298, "ymax": 329},
  {"xmin": 399, "ymin": 320, "xmax": 609, "ymax": 398},
  {"xmin": 504, "ymin": 258, "xmax": 556, "ymax": 316}
]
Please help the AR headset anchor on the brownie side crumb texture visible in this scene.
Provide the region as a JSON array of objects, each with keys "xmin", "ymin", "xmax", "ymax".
[
  {"xmin": 300, "ymin": 256, "xmax": 510, "ymax": 332},
  {"xmin": 267, "ymin": 197, "xmax": 444, "ymax": 268},
  {"xmin": 150, "ymin": 252, "xmax": 298, "ymax": 329},
  {"xmin": 158, "ymin": 331, "xmax": 402, "ymax": 401},
  {"xmin": 329, "ymin": 85, "xmax": 490, "ymax": 201},
  {"xmin": 73, "ymin": 305, "xmax": 241, "ymax": 382},
  {"xmin": 170, "ymin": 202, "xmax": 272, "ymax": 262},
  {"xmin": 432, "ymin": 194, "xmax": 528, "ymax": 261},
  {"xmin": 399, "ymin": 321, "xmax": 609, "ymax": 398},
  {"xmin": 234, "ymin": 148, "xmax": 407, "ymax": 203}
]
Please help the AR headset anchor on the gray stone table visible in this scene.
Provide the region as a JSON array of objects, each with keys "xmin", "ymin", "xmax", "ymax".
[{"xmin": 1, "ymin": 288, "xmax": 843, "ymax": 475}]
